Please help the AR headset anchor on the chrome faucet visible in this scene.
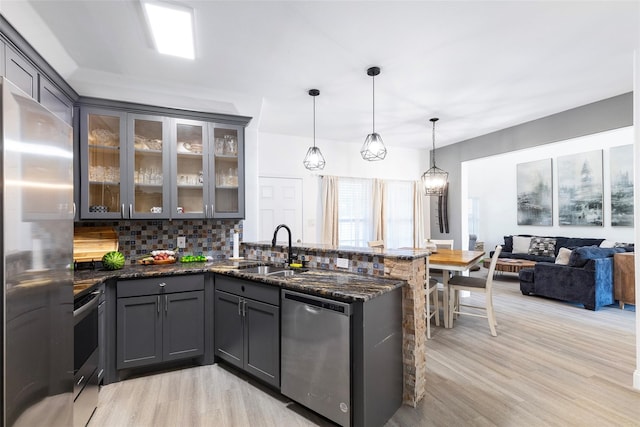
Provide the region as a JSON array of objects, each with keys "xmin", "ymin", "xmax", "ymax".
[{"xmin": 272, "ymin": 224, "xmax": 293, "ymax": 266}]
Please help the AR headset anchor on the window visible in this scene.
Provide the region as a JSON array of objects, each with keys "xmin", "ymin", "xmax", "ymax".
[
  {"xmin": 336, "ymin": 178, "xmax": 415, "ymax": 249},
  {"xmin": 386, "ymin": 180, "xmax": 414, "ymax": 249},
  {"xmin": 338, "ymin": 178, "xmax": 372, "ymax": 247}
]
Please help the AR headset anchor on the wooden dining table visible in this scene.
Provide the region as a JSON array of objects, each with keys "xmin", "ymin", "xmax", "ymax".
[{"xmin": 428, "ymin": 249, "xmax": 485, "ymax": 328}]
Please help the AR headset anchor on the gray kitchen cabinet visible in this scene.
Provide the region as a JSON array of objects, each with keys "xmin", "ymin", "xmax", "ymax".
[
  {"xmin": 5, "ymin": 44, "xmax": 38, "ymax": 99},
  {"xmin": 126, "ymin": 113, "xmax": 172, "ymax": 219},
  {"xmin": 79, "ymin": 107, "xmax": 128, "ymax": 219},
  {"xmin": 171, "ymin": 118, "xmax": 209, "ymax": 218},
  {"xmin": 209, "ymin": 124, "xmax": 245, "ymax": 218},
  {"xmin": 214, "ymin": 275, "xmax": 279, "ymax": 387},
  {"xmin": 169, "ymin": 119, "xmax": 246, "ymax": 219},
  {"xmin": 79, "ymin": 105, "xmax": 247, "ymax": 220},
  {"xmin": 39, "ymin": 75, "xmax": 73, "ymax": 125},
  {"xmin": 79, "ymin": 108, "xmax": 172, "ymax": 219},
  {"xmin": 116, "ymin": 275, "xmax": 204, "ymax": 370}
]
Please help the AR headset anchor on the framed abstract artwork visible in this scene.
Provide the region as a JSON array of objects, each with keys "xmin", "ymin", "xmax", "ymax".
[
  {"xmin": 610, "ymin": 144, "xmax": 634, "ymax": 226},
  {"xmin": 558, "ymin": 150, "xmax": 603, "ymax": 226},
  {"xmin": 516, "ymin": 159, "xmax": 552, "ymax": 225}
]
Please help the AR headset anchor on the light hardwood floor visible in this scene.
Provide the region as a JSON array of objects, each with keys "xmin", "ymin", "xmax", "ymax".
[{"xmin": 89, "ymin": 274, "xmax": 639, "ymax": 427}]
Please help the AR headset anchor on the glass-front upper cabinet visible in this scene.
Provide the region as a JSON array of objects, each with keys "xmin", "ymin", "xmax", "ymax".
[
  {"xmin": 127, "ymin": 114, "xmax": 171, "ymax": 219},
  {"xmin": 79, "ymin": 107, "xmax": 128, "ymax": 219},
  {"xmin": 171, "ymin": 119, "xmax": 208, "ymax": 218},
  {"xmin": 209, "ymin": 124, "xmax": 244, "ymax": 218}
]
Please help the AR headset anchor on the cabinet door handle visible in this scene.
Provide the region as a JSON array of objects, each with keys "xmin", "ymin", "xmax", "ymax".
[
  {"xmin": 157, "ymin": 296, "xmax": 160, "ymax": 314},
  {"xmin": 121, "ymin": 204, "xmax": 125, "ymax": 218},
  {"xmin": 129, "ymin": 204, "xmax": 133, "ymax": 218},
  {"xmin": 72, "ymin": 202, "xmax": 76, "ymax": 217},
  {"xmin": 242, "ymin": 300, "xmax": 247, "ymax": 317},
  {"xmin": 77, "ymin": 375, "xmax": 85, "ymax": 386},
  {"xmin": 165, "ymin": 295, "xmax": 168, "ymax": 314},
  {"xmin": 205, "ymin": 205, "xmax": 208, "ymax": 217}
]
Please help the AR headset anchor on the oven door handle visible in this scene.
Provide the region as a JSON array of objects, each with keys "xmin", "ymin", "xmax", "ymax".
[{"xmin": 73, "ymin": 291, "xmax": 101, "ymax": 324}]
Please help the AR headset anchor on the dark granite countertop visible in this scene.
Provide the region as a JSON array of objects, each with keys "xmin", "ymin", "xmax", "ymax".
[
  {"xmin": 74, "ymin": 259, "xmax": 405, "ymax": 302},
  {"xmin": 245, "ymin": 241, "xmax": 430, "ymax": 260}
]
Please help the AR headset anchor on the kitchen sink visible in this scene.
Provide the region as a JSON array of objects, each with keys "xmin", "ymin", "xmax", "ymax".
[
  {"xmin": 241, "ymin": 265, "xmax": 286, "ymax": 275},
  {"xmin": 240, "ymin": 265, "xmax": 306, "ymax": 277}
]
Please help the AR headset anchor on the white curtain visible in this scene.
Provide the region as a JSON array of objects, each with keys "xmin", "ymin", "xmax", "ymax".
[
  {"xmin": 321, "ymin": 175, "xmax": 339, "ymax": 246},
  {"xmin": 413, "ymin": 180, "xmax": 425, "ymax": 248},
  {"xmin": 372, "ymin": 178, "xmax": 386, "ymax": 244}
]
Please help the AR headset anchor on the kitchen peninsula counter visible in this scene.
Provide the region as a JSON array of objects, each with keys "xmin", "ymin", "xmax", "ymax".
[
  {"xmin": 73, "ymin": 259, "xmax": 405, "ymax": 302},
  {"xmin": 242, "ymin": 241, "xmax": 430, "ymax": 407}
]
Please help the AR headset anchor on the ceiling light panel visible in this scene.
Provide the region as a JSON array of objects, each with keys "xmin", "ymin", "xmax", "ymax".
[{"xmin": 142, "ymin": 0, "xmax": 195, "ymax": 59}]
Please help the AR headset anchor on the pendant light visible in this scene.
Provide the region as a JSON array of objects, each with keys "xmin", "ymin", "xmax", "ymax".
[
  {"xmin": 421, "ymin": 117, "xmax": 448, "ymax": 195},
  {"xmin": 361, "ymin": 66, "xmax": 387, "ymax": 161},
  {"xmin": 303, "ymin": 89, "xmax": 326, "ymax": 171}
]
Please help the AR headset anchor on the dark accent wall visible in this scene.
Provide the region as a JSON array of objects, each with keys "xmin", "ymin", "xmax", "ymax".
[{"xmin": 431, "ymin": 92, "xmax": 633, "ymax": 245}]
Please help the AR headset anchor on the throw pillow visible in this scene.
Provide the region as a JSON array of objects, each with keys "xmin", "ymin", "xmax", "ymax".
[
  {"xmin": 512, "ymin": 236, "xmax": 532, "ymax": 254},
  {"xmin": 555, "ymin": 247, "xmax": 572, "ymax": 265},
  {"xmin": 528, "ymin": 237, "xmax": 556, "ymax": 257},
  {"xmin": 503, "ymin": 235, "xmax": 513, "ymax": 253},
  {"xmin": 599, "ymin": 240, "xmax": 616, "ymax": 248}
]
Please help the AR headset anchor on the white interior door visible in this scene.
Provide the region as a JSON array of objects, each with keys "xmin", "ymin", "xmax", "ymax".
[{"xmin": 258, "ymin": 177, "xmax": 303, "ymax": 243}]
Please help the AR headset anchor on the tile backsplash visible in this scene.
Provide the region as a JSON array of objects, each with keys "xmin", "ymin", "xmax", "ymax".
[
  {"xmin": 242, "ymin": 243, "xmax": 386, "ymax": 276},
  {"xmin": 74, "ymin": 219, "xmax": 242, "ymax": 264}
]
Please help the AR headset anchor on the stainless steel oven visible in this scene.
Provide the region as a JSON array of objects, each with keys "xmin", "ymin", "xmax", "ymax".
[{"xmin": 73, "ymin": 290, "xmax": 100, "ymax": 427}]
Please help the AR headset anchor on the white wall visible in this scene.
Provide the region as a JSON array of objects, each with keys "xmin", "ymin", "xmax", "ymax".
[
  {"xmin": 242, "ymin": 131, "xmax": 428, "ymax": 244},
  {"xmin": 463, "ymin": 126, "xmax": 634, "ymax": 252}
]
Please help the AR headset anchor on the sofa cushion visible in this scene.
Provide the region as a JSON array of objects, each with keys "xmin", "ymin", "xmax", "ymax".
[
  {"xmin": 555, "ymin": 247, "xmax": 572, "ymax": 265},
  {"xmin": 568, "ymin": 246, "xmax": 625, "ymax": 268},
  {"xmin": 528, "ymin": 237, "xmax": 556, "ymax": 257},
  {"xmin": 512, "ymin": 236, "xmax": 532, "ymax": 254}
]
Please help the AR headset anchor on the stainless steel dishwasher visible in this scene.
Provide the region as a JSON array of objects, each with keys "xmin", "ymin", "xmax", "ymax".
[{"xmin": 281, "ymin": 290, "xmax": 352, "ymax": 427}]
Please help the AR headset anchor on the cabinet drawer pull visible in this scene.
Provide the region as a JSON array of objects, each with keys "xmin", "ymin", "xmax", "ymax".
[
  {"xmin": 159, "ymin": 282, "xmax": 166, "ymax": 288},
  {"xmin": 77, "ymin": 375, "xmax": 85, "ymax": 386}
]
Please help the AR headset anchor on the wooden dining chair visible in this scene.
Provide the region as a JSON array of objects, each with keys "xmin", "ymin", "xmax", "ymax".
[
  {"xmin": 447, "ymin": 245, "xmax": 502, "ymax": 337},
  {"xmin": 425, "ymin": 257, "xmax": 439, "ymax": 339},
  {"xmin": 368, "ymin": 240, "xmax": 385, "ymax": 248}
]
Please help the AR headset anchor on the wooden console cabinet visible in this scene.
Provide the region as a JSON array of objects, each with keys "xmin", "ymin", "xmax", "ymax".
[{"xmin": 613, "ymin": 252, "xmax": 636, "ymax": 309}]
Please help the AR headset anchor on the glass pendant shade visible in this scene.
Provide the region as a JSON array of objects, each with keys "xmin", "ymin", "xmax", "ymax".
[
  {"xmin": 361, "ymin": 66, "xmax": 387, "ymax": 161},
  {"xmin": 303, "ymin": 88, "xmax": 325, "ymax": 171},
  {"xmin": 422, "ymin": 166, "xmax": 448, "ymax": 195},
  {"xmin": 421, "ymin": 117, "xmax": 448, "ymax": 195},
  {"xmin": 303, "ymin": 146, "xmax": 326, "ymax": 170},
  {"xmin": 361, "ymin": 132, "xmax": 387, "ymax": 161}
]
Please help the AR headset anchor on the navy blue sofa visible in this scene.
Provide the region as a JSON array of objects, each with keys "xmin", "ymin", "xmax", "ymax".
[
  {"xmin": 520, "ymin": 246, "xmax": 627, "ymax": 310},
  {"xmin": 491, "ymin": 235, "xmax": 605, "ymax": 263}
]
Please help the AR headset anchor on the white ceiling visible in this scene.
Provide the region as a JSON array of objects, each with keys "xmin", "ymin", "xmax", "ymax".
[{"xmin": 2, "ymin": 1, "xmax": 638, "ymax": 150}]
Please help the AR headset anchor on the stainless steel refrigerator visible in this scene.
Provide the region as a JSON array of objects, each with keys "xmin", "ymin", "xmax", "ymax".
[{"xmin": 1, "ymin": 77, "xmax": 74, "ymax": 426}]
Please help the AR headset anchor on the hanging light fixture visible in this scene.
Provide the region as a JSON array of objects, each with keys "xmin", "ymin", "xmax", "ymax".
[
  {"xmin": 421, "ymin": 117, "xmax": 448, "ymax": 195},
  {"xmin": 303, "ymin": 89, "xmax": 326, "ymax": 171},
  {"xmin": 361, "ymin": 66, "xmax": 387, "ymax": 161}
]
